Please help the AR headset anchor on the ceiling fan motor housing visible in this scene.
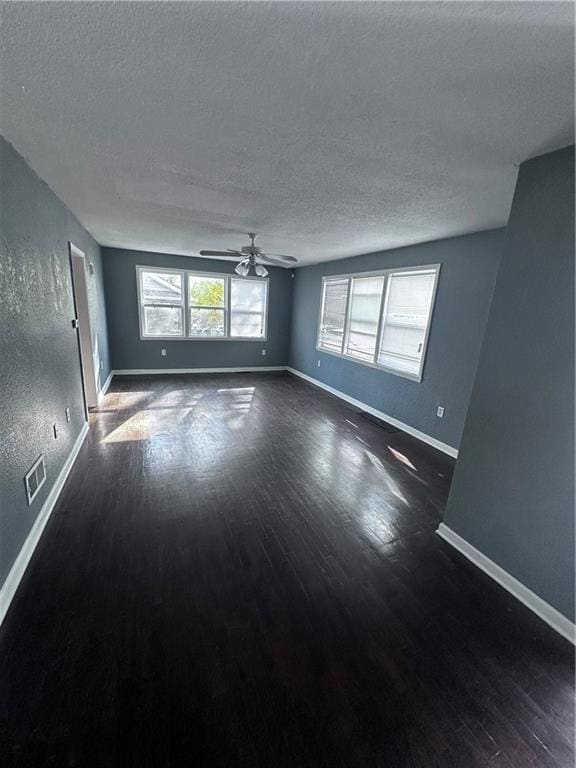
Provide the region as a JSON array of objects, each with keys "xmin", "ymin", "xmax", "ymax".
[{"xmin": 241, "ymin": 245, "xmax": 262, "ymax": 256}]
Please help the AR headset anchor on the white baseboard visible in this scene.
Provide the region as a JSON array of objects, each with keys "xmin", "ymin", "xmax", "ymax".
[
  {"xmin": 0, "ymin": 422, "xmax": 90, "ymax": 627},
  {"xmin": 437, "ymin": 523, "xmax": 575, "ymax": 644},
  {"xmin": 97, "ymin": 369, "xmax": 114, "ymax": 402},
  {"xmin": 286, "ymin": 366, "xmax": 458, "ymax": 458},
  {"xmin": 113, "ymin": 366, "xmax": 286, "ymax": 376}
]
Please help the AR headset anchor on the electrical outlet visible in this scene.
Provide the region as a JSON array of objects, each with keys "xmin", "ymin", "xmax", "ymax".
[
  {"xmin": 261, "ymin": 349, "xmax": 267, "ymax": 356},
  {"xmin": 161, "ymin": 349, "xmax": 167, "ymax": 356},
  {"xmin": 317, "ymin": 359, "xmax": 321, "ymax": 367},
  {"xmin": 65, "ymin": 407, "xmax": 71, "ymax": 423},
  {"xmin": 53, "ymin": 423, "xmax": 58, "ymax": 439},
  {"xmin": 437, "ymin": 406, "xmax": 445, "ymax": 418}
]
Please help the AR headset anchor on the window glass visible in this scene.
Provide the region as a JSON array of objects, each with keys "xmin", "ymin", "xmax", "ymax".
[
  {"xmin": 188, "ymin": 275, "xmax": 226, "ymax": 337},
  {"xmin": 318, "ymin": 278, "xmax": 349, "ymax": 353},
  {"xmin": 144, "ymin": 306, "xmax": 184, "ymax": 336},
  {"xmin": 140, "ymin": 270, "xmax": 184, "ymax": 337},
  {"xmin": 230, "ymin": 279, "xmax": 267, "ymax": 338},
  {"xmin": 377, "ymin": 271, "xmax": 437, "ymax": 377},
  {"xmin": 344, "ymin": 276, "xmax": 385, "ymax": 362}
]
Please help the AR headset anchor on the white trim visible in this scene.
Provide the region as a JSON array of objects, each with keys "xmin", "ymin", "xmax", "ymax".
[
  {"xmin": 98, "ymin": 370, "xmax": 114, "ymax": 402},
  {"xmin": 0, "ymin": 423, "xmax": 89, "ymax": 627},
  {"xmin": 286, "ymin": 366, "xmax": 458, "ymax": 458},
  {"xmin": 437, "ymin": 523, "xmax": 575, "ymax": 644},
  {"xmin": 113, "ymin": 366, "xmax": 286, "ymax": 376}
]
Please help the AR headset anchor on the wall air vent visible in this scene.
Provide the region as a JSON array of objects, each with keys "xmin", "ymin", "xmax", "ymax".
[{"xmin": 24, "ymin": 454, "xmax": 47, "ymax": 506}]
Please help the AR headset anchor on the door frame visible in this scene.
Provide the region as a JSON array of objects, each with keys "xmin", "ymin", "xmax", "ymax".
[{"xmin": 69, "ymin": 242, "xmax": 98, "ymax": 415}]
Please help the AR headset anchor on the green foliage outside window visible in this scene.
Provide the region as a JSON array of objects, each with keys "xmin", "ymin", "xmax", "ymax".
[{"xmin": 189, "ymin": 277, "xmax": 225, "ymax": 307}]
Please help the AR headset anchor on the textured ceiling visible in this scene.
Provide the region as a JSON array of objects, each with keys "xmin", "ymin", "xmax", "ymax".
[{"xmin": 0, "ymin": 2, "xmax": 574, "ymax": 266}]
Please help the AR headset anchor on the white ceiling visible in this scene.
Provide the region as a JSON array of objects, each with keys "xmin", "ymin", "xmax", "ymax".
[{"xmin": 1, "ymin": 2, "xmax": 574, "ymax": 266}]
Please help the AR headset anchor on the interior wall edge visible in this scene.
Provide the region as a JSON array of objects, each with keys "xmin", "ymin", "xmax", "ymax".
[
  {"xmin": 437, "ymin": 523, "xmax": 575, "ymax": 644},
  {"xmin": 97, "ymin": 370, "xmax": 115, "ymax": 403}
]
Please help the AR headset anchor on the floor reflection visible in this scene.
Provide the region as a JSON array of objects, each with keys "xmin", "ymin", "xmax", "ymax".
[{"xmin": 5, "ymin": 374, "xmax": 571, "ymax": 768}]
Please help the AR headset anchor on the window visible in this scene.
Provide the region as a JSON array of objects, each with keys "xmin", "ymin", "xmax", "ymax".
[
  {"xmin": 230, "ymin": 278, "xmax": 267, "ymax": 338},
  {"xmin": 188, "ymin": 274, "xmax": 226, "ymax": 337},
  {"xmin": 318, "ymin": 277, "xmax": 349, "ymax": 353},
  {"xmin": 344, "ymin": 276, "xmax": 385, "ymax": 362},
  {"xmin": 139, "ymin": 268, "xmax": 184, "ymax": 337},
  {"xmin": 137, "ymin": 267, "xmax": 268, "ymax": 340},
  {"xmin": 377, "ymin": 270, "xmax": 437, "ymax": 378},
  {"xmin": 317, "ymin": 265, "xmax": 439, "ymax": 381}
]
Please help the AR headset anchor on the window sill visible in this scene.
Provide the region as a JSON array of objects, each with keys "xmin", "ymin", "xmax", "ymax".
[
  {"xmin": 140, "ymin": 335, "xmax": 268, "ymax": 342},
  {"xmin": 315, "ymin": 345, "xmax": 423, "ymax": 383}
]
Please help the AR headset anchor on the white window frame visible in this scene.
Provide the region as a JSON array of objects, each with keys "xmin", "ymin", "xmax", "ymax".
[
  {"xmin": 316, "ymin": 264, "xmax": 440, "ymax": 382},
  {"xmin": 229, "ymin": 276, "xmax": 269, "ymax": 340},
  {"xmin": 136, "ymin": 266, "xmax": 269, "ymax": 341},
  {"xmin": 188, "ymin": 271, "xmax": 229, "ymax": 339},
  {"xmin": 137, "ymin": 265, "xmax": 186, "ymax": 340}
]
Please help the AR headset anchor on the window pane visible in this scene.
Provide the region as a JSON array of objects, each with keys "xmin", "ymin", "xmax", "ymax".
[
  {"xmin": 142, "ymin": 271, "xmax": 183, "ymax": 305},
  {"xmin": 377, "ymin": 271, "xmax": 436, "ymax": 377},
  {"xmin": 189, "ymin": 308, "xmax": 225, "ymax": 337},
  {"xmin": 189, "ymin": 275, "xmax": 225, "ymax": 307},
  {"xmin": 230, "ymin": 279, "xmax": 266, "ymax": 337},
  {"xmin": 144, "ymin": 305, "xmax": 183, "ymax": 336},
  {"xmin": 344, "ymin": 276, "xmax": 385, "ymax": 362},
  {"xmin": 318, "ymin": 278, "xmax": 349, "ymax": 353},
  {"xmin": 231, "ymin": 312, "xmax": 264, "ymax": 337}
]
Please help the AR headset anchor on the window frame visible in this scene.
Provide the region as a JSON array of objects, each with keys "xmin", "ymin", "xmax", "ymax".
[
  {"xmin": 136, "ymin": 266, "xmax": 269, "ymax": 341},
  {"xmin": 229, "ymin": 276, "xmax": 269, "ymax": 340},
  {"xmin": 137, "ymin": 265, "xmax": 186, "ymax": 340},
  {"xmin": 187, "ymin": 272, "xmax": 228, "ymax": 339},
  {"xmin": 342, "ymin": 274, "xmax": 387, "ymax": 363},
  {"xmin": 316, "ymin": 264, "xmax": 440, "ymax": 382}
]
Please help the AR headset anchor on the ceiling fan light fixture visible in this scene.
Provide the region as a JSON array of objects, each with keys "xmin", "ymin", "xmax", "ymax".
[
  {"xmin": 235, "ymin": 261, "xmax": 250, "ymax": 277},
  {"xmin": 255, "ymin": 263, "xmax": 268, "ymax": 277}
]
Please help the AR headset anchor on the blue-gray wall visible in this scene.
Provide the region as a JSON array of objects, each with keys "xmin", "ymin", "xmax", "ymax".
[
  {"xmin": 102, "ymin": 248, "xmax": 293, "ymax": 370},
  {"xmin": 0, "ymin": 136, "xmax": 110, "ymax": 588},
  {"xmin": 289, "ymin": 230, "xmax": 504, "ymax": 450},
  {"xmin": 444, "ymin": 146, "xmax": 575, "ymax": 622}
]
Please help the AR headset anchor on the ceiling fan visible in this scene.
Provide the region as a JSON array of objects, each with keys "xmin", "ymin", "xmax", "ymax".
[{"xmin": 200, "ymin": 233, "xmax": 297, "ymax": 277}]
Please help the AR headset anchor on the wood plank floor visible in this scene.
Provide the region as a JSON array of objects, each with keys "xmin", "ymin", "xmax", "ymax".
[{"xmin": 0, "ymin": 373, "xmax": 573, "ymax": 767}]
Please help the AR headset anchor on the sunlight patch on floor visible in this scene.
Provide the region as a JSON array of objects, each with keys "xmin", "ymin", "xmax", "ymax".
[
  {"xmin": 101, "ymin": 407, "xmax": 192, "ymax": 443},
  {"xmin": 388, "ymin": 446, "xmax": 418, "ymax": 472}
]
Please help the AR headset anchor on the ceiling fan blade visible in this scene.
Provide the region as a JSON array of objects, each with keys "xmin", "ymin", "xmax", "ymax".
[
  {"xmin": 199, "ymin": 250, "xmax": 241, "ymax": 258},
  {"xmin": 260, "ymin": 255, "xmax": 294, "ymax": 267},
  {"xmin": 264, "ymin": 253, "xmax": 298, "ymax": 263}
]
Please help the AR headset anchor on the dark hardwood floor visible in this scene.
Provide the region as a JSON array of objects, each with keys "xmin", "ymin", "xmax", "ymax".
[{"xmin": 0, "ymin": 372, "xmax": 573, "ymax": 767}]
